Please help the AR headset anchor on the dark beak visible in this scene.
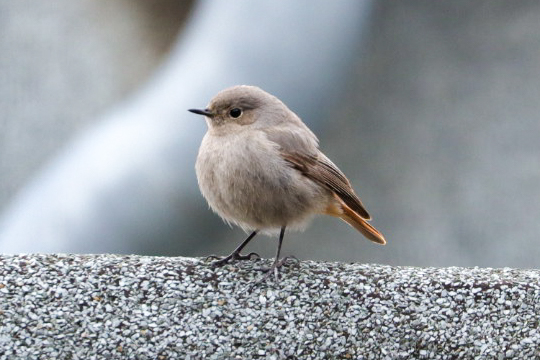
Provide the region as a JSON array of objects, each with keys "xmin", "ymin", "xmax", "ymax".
[{"xmin": 188, "ymin": 108, "xmax": 214, "ymax": 117}]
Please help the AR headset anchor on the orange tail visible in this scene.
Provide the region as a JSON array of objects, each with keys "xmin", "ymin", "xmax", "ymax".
[{"xmin": 326, "ymin": 195, "xmax": 386, "ymax": 245}]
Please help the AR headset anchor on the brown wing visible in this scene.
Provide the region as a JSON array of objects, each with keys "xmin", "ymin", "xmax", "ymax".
[
  {"xmin": 281, "ymin": 152, "xmax": 371, "ymax": 220},
  {"xmin": 264, "ymin": 124, "xmax": 382, "ymax": 242}
]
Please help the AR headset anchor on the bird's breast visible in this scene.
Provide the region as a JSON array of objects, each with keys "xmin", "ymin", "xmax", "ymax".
[{"xmin": 195, "ymin": 130, "xmax": 327, "ymax": 230}]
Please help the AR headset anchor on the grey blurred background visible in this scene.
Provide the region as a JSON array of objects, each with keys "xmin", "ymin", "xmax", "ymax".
[{"xmin": 1, "ymin": 1, "xmax": 539, "ymax": 269}]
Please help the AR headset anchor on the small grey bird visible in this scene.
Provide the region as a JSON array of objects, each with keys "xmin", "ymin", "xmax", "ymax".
[{"xmin": 189, "ymin": 85, "xmax": 385, "ymax": 280}]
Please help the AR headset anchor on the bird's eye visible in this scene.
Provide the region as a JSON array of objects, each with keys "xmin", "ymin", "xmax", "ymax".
[{"xmin": 229, "ymin": 108, "xmax": 242, "ymax": 118}]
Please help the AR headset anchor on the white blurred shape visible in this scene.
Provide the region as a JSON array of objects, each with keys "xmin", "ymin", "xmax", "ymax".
[{"xmin": 0, "ymin": 0, "xmax": 372, "ymax": 253}]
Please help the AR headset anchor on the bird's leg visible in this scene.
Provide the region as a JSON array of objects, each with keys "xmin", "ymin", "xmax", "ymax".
[
  {"xmin": 207, "ymin": 230, "xmax": 260, "ymax": 267},
  {"xmin": 256, "ymin": 226, "xmax": 299, "ymax": 282}
]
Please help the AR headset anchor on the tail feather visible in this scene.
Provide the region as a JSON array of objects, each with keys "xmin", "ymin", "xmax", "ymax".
[
  {"xmin": 341, "ymin": 209, "xmax": 386, "ymax": 245},
  {"xmin": 327, "ymin": 194, "xmax": 386, "ymax": 245}
]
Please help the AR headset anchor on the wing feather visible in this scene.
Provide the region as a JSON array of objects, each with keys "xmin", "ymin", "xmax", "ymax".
[
  {"xmin": 264, "ymin": 126, "xmax": 371, "ymax": 220},
  {"xmin": 281, "ymin": 152, "xmax": 371, "ymax": 220}
]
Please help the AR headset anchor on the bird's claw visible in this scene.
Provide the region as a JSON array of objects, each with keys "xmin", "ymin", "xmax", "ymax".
[
  {"xmin": 255, "ymin": 255, "xmax": 299, "ymax": 282},
  {"xmin": 206, "ymin": 251, "xmax": 260, "ymax": 267}
]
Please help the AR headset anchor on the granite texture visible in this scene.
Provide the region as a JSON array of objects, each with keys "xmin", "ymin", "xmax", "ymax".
[{"xmin": 0, "ymin": 254, "xmax": 539, "ymax": 359}]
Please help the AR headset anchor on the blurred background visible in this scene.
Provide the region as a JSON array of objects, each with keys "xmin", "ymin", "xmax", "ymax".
[{"xmin": 1, "ymin": 0, "xmax": 539, "ymax": 269}]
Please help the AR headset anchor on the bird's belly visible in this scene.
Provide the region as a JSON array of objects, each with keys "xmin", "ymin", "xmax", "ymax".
[{"xmin": 196, "ymin": 133, "xmax": 327, "ymax": 231}]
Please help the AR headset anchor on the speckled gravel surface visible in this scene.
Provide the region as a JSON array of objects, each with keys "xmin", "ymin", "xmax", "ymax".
[{"xmin": 1, "ymin": 254, "xmax": 540, "ymax": 359}]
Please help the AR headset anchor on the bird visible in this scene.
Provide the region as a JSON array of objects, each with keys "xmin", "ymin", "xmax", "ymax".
[{"xmin": 189, "ymin": 85, "xmax": 385, "ymax": 280}]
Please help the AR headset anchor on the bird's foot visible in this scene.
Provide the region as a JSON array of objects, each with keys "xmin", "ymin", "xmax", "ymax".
[
  {"xmin": 206, "ymin": 251, "xmax": 260, "ymax": 267},
  {"xmin": 255, "ymin": 255, "xmax": 299, "ymax": 282}
]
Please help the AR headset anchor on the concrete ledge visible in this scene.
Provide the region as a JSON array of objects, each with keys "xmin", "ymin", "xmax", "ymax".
[{"xmin": 0, "ymin": 254, "xmax": 539, "ymax": 359}]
